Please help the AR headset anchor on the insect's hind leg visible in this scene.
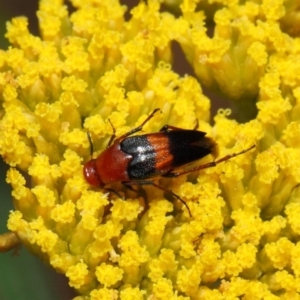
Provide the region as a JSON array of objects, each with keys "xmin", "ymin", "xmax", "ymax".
[
  {"xmin": 164, "ymin": 145, "xmax": 256, "ymax": 178},
  {"xmin": 123, "ymin": 180, "xmax": 192, "ymax": 217}
]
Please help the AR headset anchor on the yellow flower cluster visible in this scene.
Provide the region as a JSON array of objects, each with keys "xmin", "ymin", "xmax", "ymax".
[{"xmin": 0, "ymin": 0, "xmax": 300, "ymax": 299}]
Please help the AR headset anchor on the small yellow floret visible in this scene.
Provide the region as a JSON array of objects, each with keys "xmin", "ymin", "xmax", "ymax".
[
  {"xmin": 61, "ymin": 75, "xmax": 87, "ymax": 93},
  {"xmin": 32, "ymin": 185, "xmax": 56, "ymax": 207},
  {"xmin": 111, "ymin": 199, "xmax": 142, "ymax": 221},
  {"xmin": 257, "ymin": 97, "xmax": 292, "ymax": 125},
  {"xmin": 199, "ymin": 237, "xmax": 221, "ymax": 267},
  {"xmin": 59, "ymin": 91, "xmax": 79, "ymax": 107},
  {"xmin": 51, "ymin": 201, "xmax": 76, "ymax": 223},
  {"xmin": 84, "ymin": 114, "xmax": 106, "ymax": 136},
  {"xmin": 38, "ymin": 44, "xmax": 62, "ymax": 76},
  {"xmin": 149, "ymin": 248, "xmax": 177, "ymax": 281},
  {"xmin": 77, "ymin": 190, "xmax": 108, "ymax": 213},
  {"xmin": 255, "ymin": 149, "xmax": 279, "ymax": 184},
  {"xmin": 5, "ymin": 17, "xmax": 29, "ymax": 44},
  {"xmin": 28, "ymin": 154, "xmax": 52, "ymax": 179},
  {"xmin": 223, "ymin": 250, "xmax": 242, "ymax": 276},
  {"xmin": 265, "ymin": 238, "xmax": 294, "ymax": 269},
  {"xmin": 198, "ymin": 287, "xmax": 223, "ymax": 300},
  {"xmin": 261, "ymin": 0, "xmax": 285, "ymax": 21},
  {"xmin": 93, "ymin": 221, "xmax": 122, "ymax": 242},
  {"xmin": 88, "ymin": 221, "xmax": 122, "ymax": 258},
  {"xmin": 100, "ymin": 64, "xmax": 129, "ymax": 91},
  {"xmin": 285, "ymin": 203, "xmax": 300, "ymax": 234},
  {"xmin": 6, "ymin": 167, "xmax": 26, "ymax": 187},
  {"xmin": 281, "ymin": 122, "xmax": 300, "ymax": 148},
  {"xmin": 274, "ymin": 270, "xmax": 297, "ymax": 292},
  {"xmin": 35, "ymin": 102, "xmax": 62, "ymax": 123},
  {"xmin": 247, "ymin": 42, "xmax": 268, "ymax": 67},
  {"xmin": 192, "ymin": 32, "xmax": 231, "ymax": 64},
  {"xmin": 145, "ymin": 200, "xmax": 173, "ymax": 236},
  {"xmin": 120, "ymin": 287, "xmax": 146, "ymax": 300},
  {"xmin": 177, "ymin": 260, "xmax": 203, "ymax": 295},
  {"xmin": 229, "ymin": 206, "xmax": 263, "ymax": 245},
  {"xmin": 59, "ymin": 130, "xmax": 89, "ymax": 151},
  {"xmin": 90, "ymin": 287, "xmax": 118, "ymax": 300},
  {"xmin": 263, "ymin": 216, "xmax": 287, "ymax": 236},
  {"xmin": 80, "ymin": 214, "xmax": 98, "ymax": 231},
  {"xmin": 118, "ymin": 231, "xmax": 149, "ymax": 267},
  {"xmin": 152, "ymin": 278, "xmax": 174, "ymax": 299},
  {"xmin": 3, "ymin": 83, "xmax": 18, "ymax": 102},
  {"xmin": 236, "ymin": 243, "xmax": 257, "ymax": 269},
  {"xmin": 259, "ymin": 72, "xmax": 281, "ymax": 99},
  {"xmin": 7, "ymin": 210, "xmax": 26, "ymax": 232},
  {"xmin": 121, "ymin": 37, "xmax": 154, "ymax": 72},
  {"xmin": 88, "ymin": 239, "xmax": 113, "ymax": 259},
  {"xmin": 59, "ymin": 149, "xmax": 83, "ymax": 177},
  {"xmin": 291, "ymin": 243, "xmax": 300, "ymax": 278},
  {"xmin": 95, "ymin": 263, "xmax": 123, "ymax": 287},
  {"xmin": 66, "ymin": 261, "xmax": 90, "ymax": 289},
  {"xmin": 35, "ymin": 228, "xmax": 59, "ymax": 253},
  {"xmin": 5, "ymin": 47, "xmax": 25, "ymax": 70},
  {"xmin": 17, "ymin": 62, "xmax": 40, "ymax": 88}
]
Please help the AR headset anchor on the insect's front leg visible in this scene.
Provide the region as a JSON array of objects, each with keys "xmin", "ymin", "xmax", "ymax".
[{"xmin": 108, "ymin": 108, "xmax": 161, "ymax": 147}]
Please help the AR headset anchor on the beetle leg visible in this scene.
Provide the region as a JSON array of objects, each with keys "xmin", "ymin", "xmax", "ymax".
[
  {"xmin": 106, "ymin": 119, "xmax": 117, "ymax": 148},
  {"xmin": 123, "ymin": 180, "xmax": 192, "ymax": 217},
  {"xmin": 159, "ymin": 120, "xmax": 199, "ymax": 132},
  {"xmin": 103, "ymin": 187, "xmax": 124, "ymax": 199},
  {"xmin": 87, "ymin": 132, "xmax": 94, "ymax": 158},
  {"xmin": 164, "ymin": 145, "xmax": 256, "ymax": 178},
  {"xmin": 107, "ymin": 108, "xmax": 161, "ymax": 147},
  {"xmin": 122, "ymin": 183, "xmax": 138, "ymax": 193},
  {"xmin": 159, "ymin": 125, "xmax": 181, "ymax": 132}
]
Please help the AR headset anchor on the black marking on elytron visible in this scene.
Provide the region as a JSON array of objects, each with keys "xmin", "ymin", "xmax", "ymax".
[
  {"xmin": 167, "ymin": 130, "xmax": 215, "ymax": 167},
  {"xmin": 121, "ymin": 135, "xmax": 156, "ymax": 179}
]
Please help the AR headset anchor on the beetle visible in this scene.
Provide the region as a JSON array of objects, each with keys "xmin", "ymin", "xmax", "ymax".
[{"xmin": 83, "ymin": 109, "xmax": 255, "ymax": 216}]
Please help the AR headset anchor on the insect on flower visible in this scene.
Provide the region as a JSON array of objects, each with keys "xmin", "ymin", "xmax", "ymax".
[{"xmin": 83, "ymin": 109, "xmax": 255, "ymax": 216}]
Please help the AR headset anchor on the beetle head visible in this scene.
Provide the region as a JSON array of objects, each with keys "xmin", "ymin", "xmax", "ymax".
[{"xmin": 83, "ymin": 159, "xmax": 103, "ymax": 186}]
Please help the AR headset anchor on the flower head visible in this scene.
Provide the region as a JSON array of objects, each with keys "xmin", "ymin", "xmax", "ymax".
[{"xmin": 0, "ymin": 0, "xmax": 300, "ymax": 299}]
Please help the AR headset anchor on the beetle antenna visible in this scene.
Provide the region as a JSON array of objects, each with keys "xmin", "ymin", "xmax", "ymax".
[
  {"xmin": 87, "ymin": 132, "xmax": 94, "ymax": 159},
  {"xmin": 107, "ymin": 119, "xmax": 116, "ymax": 148}
]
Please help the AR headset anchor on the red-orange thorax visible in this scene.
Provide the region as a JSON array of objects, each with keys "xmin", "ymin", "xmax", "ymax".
[{"xmin": 94, "ymin": 142, "xmax": 132, "ymax": 184}]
